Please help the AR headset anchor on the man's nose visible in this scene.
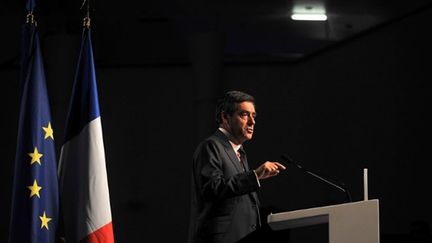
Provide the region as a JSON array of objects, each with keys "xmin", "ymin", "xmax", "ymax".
[{"xmin": 248, "ymin": 116, "xmax": 255, "ymax": 125}]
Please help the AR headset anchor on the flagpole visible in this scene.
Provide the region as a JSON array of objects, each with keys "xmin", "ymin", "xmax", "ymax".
[{"xmin": 81, "ymin": 0, "xmax": 91, "ymax": 28}]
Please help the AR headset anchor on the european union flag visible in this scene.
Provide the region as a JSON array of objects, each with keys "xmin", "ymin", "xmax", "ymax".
[{"xmin": 8, "ymin": 11, "xmax": 59, "ymax": 243}]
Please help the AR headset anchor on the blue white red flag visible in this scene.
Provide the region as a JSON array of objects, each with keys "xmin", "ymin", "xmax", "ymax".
[{"xmin": 58, "ymin": 25, "xmax": 115, "ymax": 243}]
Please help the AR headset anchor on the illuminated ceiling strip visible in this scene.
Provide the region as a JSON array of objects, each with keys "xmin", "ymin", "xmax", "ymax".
[{"xmin": 291, "ymin": 14, "xmax": 327, "ymax": 21}]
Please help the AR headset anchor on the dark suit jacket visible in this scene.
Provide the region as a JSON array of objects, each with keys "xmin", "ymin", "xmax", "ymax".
[{"xmin": 188, "ymin": 130, "xmax": 261, "ymax": 243}]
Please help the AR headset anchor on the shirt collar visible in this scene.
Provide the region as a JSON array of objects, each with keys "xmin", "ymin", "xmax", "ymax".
[{"xmin": 219, "ymin": 127, "xmax": 242, "ymax": 152}]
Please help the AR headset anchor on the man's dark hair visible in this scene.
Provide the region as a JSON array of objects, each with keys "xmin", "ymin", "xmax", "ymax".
[{"xmin": 215, "ymin": 90, "xmax": 255, "ymax": 125}]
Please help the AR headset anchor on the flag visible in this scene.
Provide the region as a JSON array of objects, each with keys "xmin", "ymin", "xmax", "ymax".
[
  {"xmin": 8, "ymin": 10, "xmax": 59, "ymax": 243},
  {"xmin": 58, "ymin": 24, "xmax": 114, "ymax": 243}
]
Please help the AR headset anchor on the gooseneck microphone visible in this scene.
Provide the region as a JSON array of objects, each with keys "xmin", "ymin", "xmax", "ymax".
[{"xmin": 281, "ymin": 154, "xmax": 352, "ymax": 202}]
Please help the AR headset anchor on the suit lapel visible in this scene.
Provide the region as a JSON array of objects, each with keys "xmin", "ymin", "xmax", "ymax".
[
  {"xmin": 214, "ymin": 130, "xmax": 244, "ymax": 173},
  {"xmin": 227, "ymin": 147, "xmax": 245, "ymax": 173}
]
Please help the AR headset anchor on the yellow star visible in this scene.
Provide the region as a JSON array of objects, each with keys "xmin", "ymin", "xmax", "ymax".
[
  {"xmin": 42, "ymin": 122, "xmax": 54, "ymax": 140},
  {"xmin": 27, "ymin": 179, "xmax": 42, "ymax": 198},
  {"xmin": 28, "ymin": 147, "xmax": 43, "ymax": 165},
  {"xmin": 39, "ymin": 211, "xmax": 52, "ymax": 230}
]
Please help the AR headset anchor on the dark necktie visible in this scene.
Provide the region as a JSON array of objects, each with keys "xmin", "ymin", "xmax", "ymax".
[{"xmin": 237, "ymin": 147, "xmax": 247, "ymax": 171}]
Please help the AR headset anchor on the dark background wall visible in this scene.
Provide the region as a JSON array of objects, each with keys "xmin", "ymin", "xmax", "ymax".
[{"xmin": 1, "ymin": 5, "xmax": 432, "ymax": 243}]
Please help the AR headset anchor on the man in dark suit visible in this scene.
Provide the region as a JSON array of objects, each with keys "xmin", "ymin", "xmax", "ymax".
[{"xmin": 188, "ymin": 90, "xmax": 286, "ymax": 243}]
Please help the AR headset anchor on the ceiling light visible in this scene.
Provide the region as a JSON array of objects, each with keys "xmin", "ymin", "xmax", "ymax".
[
  {"xmin": 291, "ymin": 13, "xmax": 327, "ymax": 21},
  {"xmin": 291, "ymin": 2, "xmax": 327, "ymax": 21}
]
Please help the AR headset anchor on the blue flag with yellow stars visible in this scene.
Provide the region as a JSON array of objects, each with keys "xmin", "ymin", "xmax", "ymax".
[{"xmin": 8, "ymin": 10, "xmax": 59, "ymax": 243}]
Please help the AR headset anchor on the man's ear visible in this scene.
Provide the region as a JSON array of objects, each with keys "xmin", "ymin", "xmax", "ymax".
[{"xmin": 221, "ymin": 111, "xmax": 230, "ymax": 124}]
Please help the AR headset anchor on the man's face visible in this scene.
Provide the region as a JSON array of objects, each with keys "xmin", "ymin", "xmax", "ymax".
[{"xmin": 224, "ymin": 101, "xmax": 256, "ymax": 144}]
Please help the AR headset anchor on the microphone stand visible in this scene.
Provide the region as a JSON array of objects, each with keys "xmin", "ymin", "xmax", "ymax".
[{"xmin": 282, "ymin": 154, "xmax": 352, "ymax": 202}]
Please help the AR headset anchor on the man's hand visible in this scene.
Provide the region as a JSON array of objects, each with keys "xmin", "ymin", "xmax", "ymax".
[{"xmin": 255, "ymin": 161, "xmax": 286, "ymax": 180}]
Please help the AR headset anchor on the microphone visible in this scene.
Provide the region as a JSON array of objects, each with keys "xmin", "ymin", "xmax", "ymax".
[{"xmin": 281, "ymin": 154, "xmax": 352, "ymax": 202}]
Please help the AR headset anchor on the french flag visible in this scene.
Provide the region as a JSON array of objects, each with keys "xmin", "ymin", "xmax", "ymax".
[{"xmin": 58, "ymin": 26, "xmax": 114, "ymax": 243}]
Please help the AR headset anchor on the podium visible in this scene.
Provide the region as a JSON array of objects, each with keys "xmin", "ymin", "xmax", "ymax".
[{"xmin": 267, "ymin": 199, "xmax": 380, "ymax": 243}]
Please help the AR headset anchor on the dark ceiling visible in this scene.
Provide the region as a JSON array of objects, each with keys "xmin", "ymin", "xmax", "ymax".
[{"xmin": 1, "ymin": 0, "xmax": 432, "ymax": 67}]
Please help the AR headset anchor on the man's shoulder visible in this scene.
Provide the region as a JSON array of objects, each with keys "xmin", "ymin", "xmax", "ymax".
[
  {"xmin": 195, "ymin": 131, "xmax": 228, "ymax": 151},
  {"xmin": 206, "ymin": 130, "xmax": 228, "ymax": 144},
  {"xmin": 199, "ymin": 131, "xmax": 223, "ymax": 146},
  {"xmin": 192, "ymin": 132, "xmax": 231, "ymax": 166}
]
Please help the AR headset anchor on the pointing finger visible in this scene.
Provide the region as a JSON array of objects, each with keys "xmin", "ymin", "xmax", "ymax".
[{"xmin": 273, "ymin": 162, "xmax": 286, "ymax": 170}]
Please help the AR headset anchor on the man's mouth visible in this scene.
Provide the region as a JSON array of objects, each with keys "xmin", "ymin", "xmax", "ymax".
[{"xmin": 246, "ymin": 127, "xmax": 254, "ymax": 133}]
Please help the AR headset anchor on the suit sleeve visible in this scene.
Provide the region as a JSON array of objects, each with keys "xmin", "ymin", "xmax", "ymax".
[{"xmin": 194, "ymin": 140, "xmax": 260, "ymax": 202}]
